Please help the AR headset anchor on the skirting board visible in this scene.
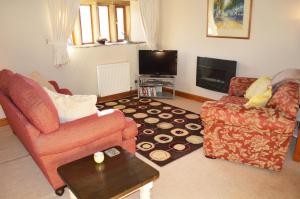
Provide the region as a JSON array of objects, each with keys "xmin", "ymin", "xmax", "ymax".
[
  {"xmin": 0, "ymin": 118, "xmax": 8, "ymax": 127},
  {"xmin": 97, "ymin": 88, "xmax": 214, "ymax": 103},
  {"xmin": 98, "ymin": 90, "xmax": 137, "ymax": 103},
  {"xmin": 163, "ymin": 87, "xmax": 214, "ymax": 103}
]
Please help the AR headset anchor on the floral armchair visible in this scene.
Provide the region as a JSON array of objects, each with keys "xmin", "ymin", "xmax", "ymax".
[{"xmin": 200, "ymin": 77, "xmax": 299, "ymax": 171}]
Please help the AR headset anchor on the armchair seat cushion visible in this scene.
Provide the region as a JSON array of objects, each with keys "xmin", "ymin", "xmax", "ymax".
[{"xmin": 219, "ymin": 96, "xmax": 248, "ymax": 105}]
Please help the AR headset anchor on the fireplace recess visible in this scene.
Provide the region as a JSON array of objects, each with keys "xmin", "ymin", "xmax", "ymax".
[{"xmin": 196, "ymin": 57, "xmax": 236, "ymax": 93}]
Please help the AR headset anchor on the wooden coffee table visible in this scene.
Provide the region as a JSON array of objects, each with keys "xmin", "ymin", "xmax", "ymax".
[{"xmin": 57, "ymin": 146, "xmax": 159, "ymax": 199}]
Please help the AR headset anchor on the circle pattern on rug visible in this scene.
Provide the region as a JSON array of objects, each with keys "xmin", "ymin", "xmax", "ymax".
[
  {"xmin": 157, "ymin": 122, "xmax": 174, "ymax": 130},
  {"xmin": 174, "ymin": 118, "xmax": 185, "ymax": 123},
  {"xmin": 172, "ymin": 109, "xmax": 186, "ymax": 114},
  {"xmin": 133, "ymin": 113, "xmax": 148, "ymax": 119},
  {"xmin": 105, "ymin": 102, "xmax": 118, "ymax": 106},
  {"xmin": 147, "ymin": 109, "xmax": 162, "ymax": 115},
  {"xmin": 185, "ymin": 114, "xmax": 200, "ymax": 120},
  {"xmin": 143, "ymin": 129, "xmax": 155, "ymax": 135},
  {"xmin": 97, "ymin": 96, "xmax": 204, "ymax": 167},
  {"xmin": 139, "ymin": 98, "xmax": 152, "ymax": 103},
  {"xmin": 138, "ymin": 105, "xmax": 148, "ymax": 110},
  {"xmin": 123, "ymin": 108, "xmax": 136, "ymax": 114},
  {"xmin": 96, "ymin": 104, "xmax": 104, "ymax": 109},
  {"xmin": 171, "ymin": 128, "xmax": 189, "ymax": 137},
  {"xmin": 185, "ymin": 123, "xmax": 202, "ymax": 131},
  {"xmin": 154, "ymin": 134, "xmax": 173, "ymax": 144},
  {"xmin": 113, "ymin": 105, "xmax": 126, "ymax": 110},
  {"xmin": 149, "ymin": 102, "xmax": 162, "ymax": 106},
  {"xmin": 118, "ymin": 99, "xmax": 130, "ymax": 103},
  {"xmin": 186, "ymin": 135, "xmax": 203, "ymax": 144},
  {"xmin": 144, "ymin": 117, "xmax": 160, "ymax": 124},
  {"xmin": 158, "ymin": 113, "xmax": 173, "ymax": 119},
  {"xmin": 149, "ymin": 150, "xmax": 171, "ymax": 161},
  {"xmin": 137, "ymin": 142, "xmax": 155, "ymax": 151},
  {"xmin": 162, "ymin": 106, "xmax": 172, "ymax": 110}
]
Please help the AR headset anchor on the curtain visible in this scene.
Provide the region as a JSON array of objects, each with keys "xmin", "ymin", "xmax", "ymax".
[
  {"xmin": 47, "ymin": 0, "xmax": 80, "ymax": 67},
  {"xmin": 139, "ymin": 0, "xmax": 159, "ymax": 50}
]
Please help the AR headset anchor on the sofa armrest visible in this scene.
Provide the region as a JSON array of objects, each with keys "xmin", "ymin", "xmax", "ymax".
[
  {"xmin": 200, "ymin": 101, "xmax": 296, "ymax": 135},
  {"xmin": 228, "ymin": 77, "xmax": 257, "ymax": 97},
  {"xmin": 35, "ymin": 109, "xmax": 127, "ymax": 156},
  {"xmin": 123, "ymin": 117, "xmax": 138, "ymax": 140},
  {"xmin": 48, "ymin": 80, "xmax": 72, "ymax": 95}
]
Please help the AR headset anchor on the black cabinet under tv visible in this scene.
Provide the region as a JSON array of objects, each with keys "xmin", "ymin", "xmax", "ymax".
[{"xmin": 137, "ymin": 75, "xmax": 175, "ymax": 99}]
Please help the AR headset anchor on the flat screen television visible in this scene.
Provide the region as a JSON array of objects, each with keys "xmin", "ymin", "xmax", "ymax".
[{"xmin": 139, "ymin": 50, "xmax": 177, "ymax": 76}]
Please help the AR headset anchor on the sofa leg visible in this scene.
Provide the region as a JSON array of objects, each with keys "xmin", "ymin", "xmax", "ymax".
[
  {"xmin": 55, "ymin": 185, "xmax": 67, "ymax": 196},
  {"xmin": 205, "ymin": 155, "xmax": 216, "ymax": 159}
]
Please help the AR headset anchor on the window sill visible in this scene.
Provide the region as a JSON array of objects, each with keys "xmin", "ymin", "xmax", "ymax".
[{"xmin": 70, "ymin": 41, "xmax": 146, "ymax": 48}]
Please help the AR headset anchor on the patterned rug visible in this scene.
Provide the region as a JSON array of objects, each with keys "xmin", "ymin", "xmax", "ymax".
[{"xmin": 96, "ymin": 96, "xmax": 204, "ymax": 166}]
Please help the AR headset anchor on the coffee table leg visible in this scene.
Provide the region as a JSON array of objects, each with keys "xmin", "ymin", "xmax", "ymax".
[{"xmin": 140, "ymin": 182, "xmax": 153, "ymax": 199}]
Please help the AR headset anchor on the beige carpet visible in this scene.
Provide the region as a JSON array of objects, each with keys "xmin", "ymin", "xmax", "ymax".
[{"xmin": 0, "ymin": 96, "xmax": 300, "ymax": 199}]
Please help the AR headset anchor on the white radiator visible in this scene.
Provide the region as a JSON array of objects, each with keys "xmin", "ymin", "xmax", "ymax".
[{"xmin": 97, "ymin": 62, "xmax": 130, "ymax": 97}]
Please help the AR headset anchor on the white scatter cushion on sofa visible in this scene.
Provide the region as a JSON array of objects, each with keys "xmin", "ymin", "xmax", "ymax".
[
  {"xmin": 44, "ymin": 87, "xmax": 97, "ymax": 123},
  {"xmin": 29, "ymin": 71, "xmax": 56, "ymax": 92}
]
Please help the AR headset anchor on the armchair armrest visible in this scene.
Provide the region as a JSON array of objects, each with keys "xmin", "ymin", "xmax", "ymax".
[
  {"xmin": 35, "ymin": 109, "xmax": 127, "ymax": 156},
  {"xmin": 48, "ymin": 80, "xmax": 72, "ymax": 95},
  {"xmin": 201, "ymin": 101, "xmax": 296, "ymax": 135},
  {"xmin": 228, "ymin": 77, "xmax": 257, "ymax": 97}
]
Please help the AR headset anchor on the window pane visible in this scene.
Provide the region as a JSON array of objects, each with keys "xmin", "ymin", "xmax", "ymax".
[
  {"xmin": 79, "ymin": 5, "xmax": 93, "ymax": 44},
  {"xmin": 116, "ymin": 7, "xmax": 125, "ymax": 40},
  {"xmin": 98, "ymin": 6, "xmax": 110, "ymax": 41}
]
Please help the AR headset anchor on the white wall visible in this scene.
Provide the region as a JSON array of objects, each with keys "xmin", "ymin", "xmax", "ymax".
[
  {"xmin": 0, "ymin": 0, "xmax": 139, "ymax": 96},
  {"xmin": 0, "ymin": 0, "xmax": 140, "ymax": 118},
  {"xmin": 160, "ymin": 0, "xmax": 300, "ymax": 100}
]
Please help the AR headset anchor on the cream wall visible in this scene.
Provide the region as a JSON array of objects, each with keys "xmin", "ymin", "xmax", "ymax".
[
  {"xmin": 159, "ymin": 0, "xmax": 300, "ymax": 100},
  {"xmin": 0, "ymin": 0, "xmax": 139, "ymax": 95},
  {"xmin": 0, "ymin": 0, "xmax": 139, "ymax": 119}
]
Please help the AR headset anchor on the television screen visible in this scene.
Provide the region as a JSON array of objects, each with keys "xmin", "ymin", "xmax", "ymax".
[{"xmin": 139, "ymin": 50, "xmax": 177, "ymax": 75}]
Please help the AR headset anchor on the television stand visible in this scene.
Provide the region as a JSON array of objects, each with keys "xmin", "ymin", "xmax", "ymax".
[{"xmin": 137, "ymin": 75, "xmax": 175, "ymax": 99}]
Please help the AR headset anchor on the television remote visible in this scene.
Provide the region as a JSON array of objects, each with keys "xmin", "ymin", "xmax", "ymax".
[{"xmin": 104, "ymin": 148, "xmax": 120, "ymax": 157}]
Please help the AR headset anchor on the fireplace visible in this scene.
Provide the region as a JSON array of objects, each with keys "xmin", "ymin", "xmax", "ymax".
[{"xmin": 196, "ymin": 57, "xmax": 237, "ymax": 93}]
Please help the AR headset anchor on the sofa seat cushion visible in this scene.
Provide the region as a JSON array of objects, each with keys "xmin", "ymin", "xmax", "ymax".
[
  {"xmin": 0, "ymin": 69, "xmax": 14, "ymax": 95},
  {"xmin": 219, "ymin": 96, "xmax": 248, "ymax": 106},
  {"xmin": 35, "ymin": 109, "xmax": 126, "ymax": 155},
  {"xmin": 267, "ymin": 82, "xmax": 299, "ymax": 118},
  {"xmin": 8, "ymin": 74, "xmax": 59, "ymax": 134}
]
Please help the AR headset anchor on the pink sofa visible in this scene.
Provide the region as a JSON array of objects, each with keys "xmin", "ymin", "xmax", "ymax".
[{"xmin": 0, "ymin": 69, "xmax": 137, "ymax": 194}]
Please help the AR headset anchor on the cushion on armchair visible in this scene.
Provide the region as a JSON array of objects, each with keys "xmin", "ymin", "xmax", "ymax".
[
  {"xmin": 8, "ymin": 74, "xmax": 60, "ymax": 134},
  {"xmin": 244, "ymin": 76, "xmax": 271, "ymax": 99},
  {"xmin": 267, "ymin": 82, "xmax": 299, "ymax": 118},
  {"xmin": 244, "ymin": 86, "xmax": 272, "ymax": 108}
]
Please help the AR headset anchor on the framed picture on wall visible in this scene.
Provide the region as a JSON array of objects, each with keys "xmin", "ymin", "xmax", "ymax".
[{"xmin": 207, "ymin": 0, "xmax": 253, "ymax": 39}]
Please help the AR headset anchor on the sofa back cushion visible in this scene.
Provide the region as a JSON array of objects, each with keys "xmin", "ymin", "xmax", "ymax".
[
  {"xmin": 0, "ymin": 69, "xmax": 14, "ymax": 95},
  {"xmin": 8, "ymin": 74, "xmax": 59, "ymax": 134},
  {"xmin": 267, "ymin": 82, "xmax": 299, "ymax": 118}
]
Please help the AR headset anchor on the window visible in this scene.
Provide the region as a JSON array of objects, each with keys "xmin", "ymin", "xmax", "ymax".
[
  {"xmin": 116, "ymin": 6, "xmax": 126, "ymax": 41},
  {"xmin": 98, "ymin": 6, "xmax": 110, "ymax": 41},
  {"xmin": 73, "ymin": 1, "xmax": 131, "ymax": 45},
  {"xmin": 79, "ymin": 5, "xmax": 93, "ymax": 44}
]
